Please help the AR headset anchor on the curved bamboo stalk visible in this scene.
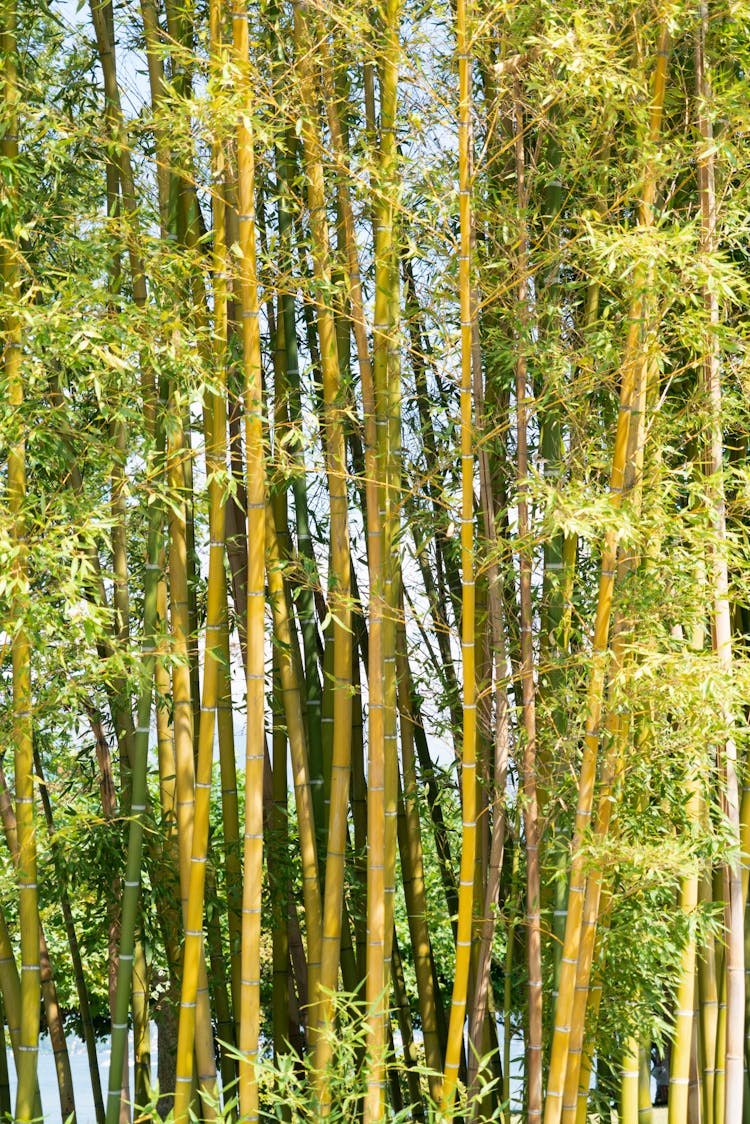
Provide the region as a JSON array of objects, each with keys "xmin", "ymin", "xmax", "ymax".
[
  {"xmin": 561, "ymin": 334, "xmax": 651, "ymax": 1120},
  {"xmin": 317, "ymin": 40, "xmax": 393, "ymax": 1104},
  {"xmin": 440, "ymin": 0, "xmax": 477, "ymax": 1109},
  {"xmin": 168, "ymin": 421, "xmax": 220, "ymax": 1122},
  {"xmin": 401, "ymin": 652, "xmax": 459, "ymax": 927},
  {"xmin": 572, "ymin": 881, "xmax": 613, "ymax": 1124},
  {"xmin": 270, "ymin": 301, "xmax": 291, "ymax": 1079},
  {"xmin": 468, "ymin": 210, "xmax": 511, "ymax": 1110},
  {"xmin": 543, "ymin": 28, "xmax": 669, "ymax": 1122}
]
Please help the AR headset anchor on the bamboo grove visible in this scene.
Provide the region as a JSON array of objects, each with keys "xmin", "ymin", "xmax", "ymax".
[{"xmin": 2, "ymin": 0, "xmax": 750, "ymax": 1121}]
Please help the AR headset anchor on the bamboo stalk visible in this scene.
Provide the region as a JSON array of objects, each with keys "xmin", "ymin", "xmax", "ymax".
[
  {"xmin": 218, "ymin": 590, "xmax": 243, "ymax": 1033},
  {"xmin": 364, "ymin": 2, "xmax": 403, "ymax": 1118},
  {"xmin": 695, "ymin": 9, "xmax": 743, "ymax": 1120},
  {"xmin": 271, "ymin": 648, "xmax": 290, "ymax": 1077},
  {"xmin": 2, "ymin": 4, "xmax": 40, "ymax": 1114},
  {"xmin": 268, "ymin": 12, "xmax": 325, "ymax": 797},
  {"xmin": 377, "ymin": 0, "xmax": 404, "ymax": 1108},
  {"xmin": 105, "ymin": 417, "xmax": 163, "ymax": 1124},
  {"xmin": 669, "ymin": 618, "xmax": 704, "ymax": 1123},
  {"xmin": 440, "ymin": 0, "xmax": 477, "ymax": 1109},
  {"xmin": 396, "ymin": 637, "xmax": 445, "ymax": 1099},
  {"xmin": 87, "ymin": 0, "xmax": 152, "ymax": 415},
  {"xmin": 467, "ymin": 615, "xmax": 510, "ymax": 1113},
  {"xmin": 511, "ymin": 80, "xmax": 543, "ymax": 1124},
  {"xmin": 503, "ymin": 826, "xmax": 520, "ymax": 1124},
  {"xmin": 232, "ymin": 1, "xmax": 266, "ymax": 1115},
  {"xmin": 132, "ymin": 941, "xmax": 150, "ymax": 1116},
  {"xmin": 172, "ymin": 361, "xmax": 226, "ymax": 1124},
  {"xmin": 0, "ymin": 905, "xmax": 41, "ymax": 1118},
  {"xmin": 265, "ymin": 502, "xmax": 323, "ymax": 1019},
  {"xmin": 291, "ymin": 6, "xmax": 353, "ymax": 1085},
  {"xmin": 543, "ymin": 28, "xmax": 670, "ymax": 1121},
  {"xmin": 138, "ymin": 0, "xmax": 170, "ymax": 235},
  {"xmin": 561, "ymin": 336, "xmax": 650, "ymax": 1120},
  {"xmin": 7, "ymin": 753, "xmax": 87, "ymax": 1124},
  {"xmin": 391, "ymin": 931, "xmax": 424, "ymax": 1118},
  {"xmin": 0, "ymin": 996, "xmax": 10, "ymax": 1120}
]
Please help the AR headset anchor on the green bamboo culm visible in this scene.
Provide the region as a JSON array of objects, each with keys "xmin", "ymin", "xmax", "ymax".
[
  {"xmin": 365, "ymin": 2, "xmax": 403, "ymax": 1120},
  {"xmin": 105, "ymin": 405, "xmax": 164, "ymax": 1124}
]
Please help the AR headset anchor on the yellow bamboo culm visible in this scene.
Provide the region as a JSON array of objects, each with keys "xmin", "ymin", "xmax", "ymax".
[
  {"xmin": 668, "ymin": 840, "xmax": 700, "ymax": 1122},
  {"xmin": 2, "ymin": 3, "xmax": 41, "ymax": 1118},
  {"xmin": 233, "ymin": 0, "xmax": 266, "ymax": 1118},
  {"xmin": 210, "ymin": 0, "xmax": 243, "ymax": 1053},
  {"xmin": 668, "ymin": 616, "xmax": 703, "ymax": 1123},
  {"xmin": 440, "ymin": 0, "xmax": 476, "ymax": 1111},
  {"xmin": 695, "ymin": 7, "xmax": 744, "ymax": 1120},
  {"xmin": 171, "ymin": 4, "xmax": 230, "ymax": 1108},
  {"xmin": 365, "ymin": 2, "xmax": 403, "ymax": 1121},
  {"xmin": 290, "ymin": 8, "xmax": 353, "ymax": 1096},
  {"xmin": 543, "ymin": 28, "xmax": 670, "ymax": 1123},
  {"xmin": 562, "ymin": 344, "xmax": 650, "ymax": 1123}
]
